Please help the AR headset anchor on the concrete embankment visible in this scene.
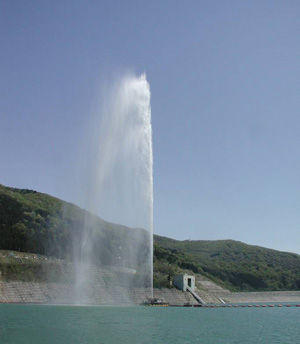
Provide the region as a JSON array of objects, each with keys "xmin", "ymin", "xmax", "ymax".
[
  {"xmin": 1, "ymin": 280, "xmax": 300, "ymax": 305},
  {"xmin": 194, "ymin": 277, "xmax": 300, "ymax": 304},
  {"xmin": 0, "ymin": 281, "xmax": 197, "ymax": 305},
  {"xmin": 222, "ymin": 291, "xmax": 300, "ymax": 304},
  {"xmin": 1, "ymin": 251, "xmax": 300, "ymax": 305}
]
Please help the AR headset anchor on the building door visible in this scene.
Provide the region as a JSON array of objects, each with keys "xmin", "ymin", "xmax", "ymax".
[{"xmin": 188, "ymin": 278, "xmax": 192, "ymax": 287}]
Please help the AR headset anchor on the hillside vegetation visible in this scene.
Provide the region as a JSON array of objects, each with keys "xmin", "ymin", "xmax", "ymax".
[
  {"xmin": 1, "ymin": 184, "xmax": 300, "ymax": 291},
  {"xmin": 0, "ymin": 184, "xmax": 150, "ymax": 272},
  {"xmin": 154, "ymin": 236, "xmax": 300, "ymax": 291}
]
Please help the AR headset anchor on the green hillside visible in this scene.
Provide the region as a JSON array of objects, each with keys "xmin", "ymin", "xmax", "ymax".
[
  {"xmin": 153, "ymin": 236, "xmax": 300, "ymax": 291},
  {"xmin": 1, "ymin": 184, "xmax": 300, "ymax": 291},
  {"xmin": 0, "ymin": 184, "xmax": 150, "ymax": 271}
]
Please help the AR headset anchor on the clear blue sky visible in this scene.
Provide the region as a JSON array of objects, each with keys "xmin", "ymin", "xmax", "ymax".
[{"xmin": 1, "ymin": 1, "xmax": 300, "ymax": 253}]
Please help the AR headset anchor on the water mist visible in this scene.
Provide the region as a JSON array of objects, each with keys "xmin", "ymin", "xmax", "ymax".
[{"xmin": 74, "ymin": 73, "xmax": 153, "ymax": 304}]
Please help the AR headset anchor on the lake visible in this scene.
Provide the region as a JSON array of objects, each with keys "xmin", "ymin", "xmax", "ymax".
[{"xmin": 0, "ymin": 304, "xmax": 299, "ymax": 344}]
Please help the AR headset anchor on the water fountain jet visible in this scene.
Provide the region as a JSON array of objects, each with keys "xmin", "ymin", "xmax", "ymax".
[{"xmin": 74, "ymin": 73, "xmax": 153, "ymax": 304}]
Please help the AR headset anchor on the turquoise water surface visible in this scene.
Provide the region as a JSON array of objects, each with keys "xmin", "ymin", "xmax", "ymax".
[{"xmin": 0, "ymin": 304, "xmax": 300, "ymax": 344}]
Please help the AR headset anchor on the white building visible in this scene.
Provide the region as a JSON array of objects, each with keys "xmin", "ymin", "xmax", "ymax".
[{"xmin": 173, "ymin": 274, "xmax": 195, "ymax": 291}]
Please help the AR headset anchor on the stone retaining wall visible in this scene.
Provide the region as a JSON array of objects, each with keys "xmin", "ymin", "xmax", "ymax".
[
  {"xmin": 1, "ymin": 260, "xmax": 300, "ymax": 305},
  {"xmin": 2, "ymin": 280, "xmax": 299, "ymax": 305},
  {"xmin": 222, "ymin": 291, "xmax": 300, "ymax": 304},
  {"xmin": 0, "ymin": 281, "xmax": 197, "ymax": 305}
]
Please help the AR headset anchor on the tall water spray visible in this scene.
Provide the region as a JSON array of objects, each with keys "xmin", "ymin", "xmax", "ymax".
[{"xmin": 74, "ymin": 73, "xmax": 153, "ymax": 303}]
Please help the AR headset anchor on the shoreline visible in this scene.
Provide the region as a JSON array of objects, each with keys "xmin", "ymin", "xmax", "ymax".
[{"xmin": 1, "ymin": 281, "xmax": 300, "ymax": 305}]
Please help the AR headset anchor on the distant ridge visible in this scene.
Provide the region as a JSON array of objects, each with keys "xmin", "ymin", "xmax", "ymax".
[
  {"xmin": 1, "ymin": 183, "xmax": 300, "ymax": 291},
  {"xmin": 153, "ymin": 235, "xmax": 300, "ymax": 291}
]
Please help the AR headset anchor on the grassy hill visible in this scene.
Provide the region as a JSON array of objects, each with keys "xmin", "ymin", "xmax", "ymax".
[
  {"xmin": 1, "ymin": 183, "xmax": 300, "ymax": 291},
  {"xmin": 0, "ymin": 184, "xmax": 150, "ymax": 272},
  {"xmin": 153, "ymin": 236, "xmax": 300, "ymax": 291}
]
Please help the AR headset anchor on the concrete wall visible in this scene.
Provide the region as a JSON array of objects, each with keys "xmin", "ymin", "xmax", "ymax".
[
  {"xmin": 0, "ymin": 281, "xmax": 198, "ymax": 305},
  {"xmin": 0, "ymin": 263, "xmax": 198, "ymax": 305},
  {"xmin": 1, "ymin": 280, "xmax": 300, "ymax": 305}
]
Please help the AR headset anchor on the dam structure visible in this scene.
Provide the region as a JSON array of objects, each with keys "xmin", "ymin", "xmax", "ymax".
[{"xmin": 2, "ymin": 254, "xmax": 300, "ymax": 305}]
